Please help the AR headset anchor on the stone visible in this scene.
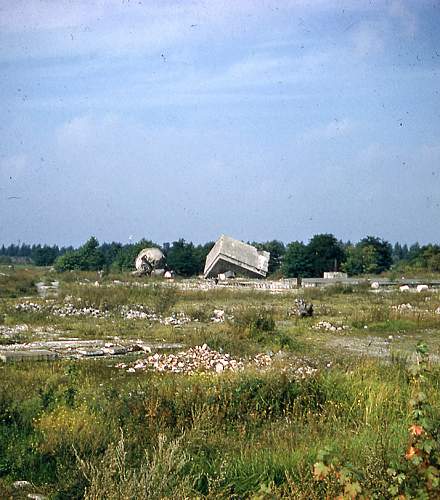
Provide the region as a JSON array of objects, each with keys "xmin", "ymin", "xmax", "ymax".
[
  {"xmin": 211, "ymin": 309, "xmax": 225, "ymax": 322},
  {"xmin": 13, "ymin": 480, "xmax": 31, "ymax": 488},
  {"xmin": 75, "ymin": 349, "xmax": 104, "ymax": 357},
  {"xmin": 371, "ymin": 281, "xmax": 380, "ymax": 289},
  {"xmin": 417, "ymin": 284, "xmax": 428, "ymax": 293},
  {"xmin": 102, "ymin": 345, "xmax": 127, "ymax": 355},
  {"xmin": 323, "ymin": 272, "xmax": 348, "ymax": 279},
  {"xmin": 294, "ymin": 298, "xmax": 313, "ymax": 317},
  {"xmin": 400, "ymin": 285, "xmax": 410, "ymax": 292}
]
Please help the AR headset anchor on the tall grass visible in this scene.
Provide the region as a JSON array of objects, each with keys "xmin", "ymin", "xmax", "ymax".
[{"xmin": 1, "ymin": 356, "xmax": 438, "ymax": 498}]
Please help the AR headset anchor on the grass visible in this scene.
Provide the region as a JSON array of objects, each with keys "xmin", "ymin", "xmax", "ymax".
[{"xmin": 0, "ymin": 266, "xmax": 440, "ymax": 498}]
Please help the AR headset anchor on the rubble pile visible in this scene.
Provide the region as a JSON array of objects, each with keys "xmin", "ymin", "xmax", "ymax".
[
  {"xmin": 211, "ymin": 309, "xmax": 225, "ymax": 323},
  {"xmin": 120, "ymin": 305, "xmax": 157, "ymax": 320},
  {"xmin": 1, "ymin": 338, "xmax": 184, "ymax": 360},
  {"xmin": 119, "ymin": 344, "xmax": 243, "ymax": 374},
  {"xmin": 120, "ymin": 306, "xmax": 191, "ymax": 326},
  {"xmin": 253, "ymin": 352, "xmax": 272, "ymax": 368},
  {"xmin": 52, "ymin": 304, "xmax": 108, "ymax": 318},
  {"xmin": 118, "ymin": 345, "xmax": 319, "ymax": 378},
  {"xmin": 14, "ymin": 301, "xmax": 192, "ymax": 325},
  {"xmin": 392, "ymin": 303, "xmax": 414, "ymax": 312},
  {"xmin": 15, "ymin": 301, "xmax": 108, "ymax": 318},
  {"xmin": 291, "ymin": 365, "xmax": 318, "ymax": 378},
  {"xmin": 15, "ymin": 302, "xmax": 43, "ymax": 313},
  {"xmin": 293, "ymin": 298, "xmax": 314, "ymax": 318},
  {"xmin": 15, "ymin": 301, "xmax": 228, "ymax": 327},
  {"xmin": 313, "ymin": 321, "xmax": 350, "ymax": 332},
  {"xmin": 0, "ymin": 324, "xmax": 29, "ymax": 339},
  {"xmin": 391, "ymin": 303, "xmax": 435, "ymax": 315}
]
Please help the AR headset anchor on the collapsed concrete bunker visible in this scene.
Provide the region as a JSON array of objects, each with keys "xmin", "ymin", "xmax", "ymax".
[
  {"xmin": 134, "ymin": 247, "xmax": 165, "ymax": 276},
  {"xmin": 204, "ymin": 235, "xmax": 270, "ymax": 279}
]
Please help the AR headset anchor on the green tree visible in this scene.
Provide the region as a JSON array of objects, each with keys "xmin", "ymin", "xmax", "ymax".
[
  {"xmin": 307, "ymin": 233, "xmax": 346, "ymax": 277},
  {"xmin": 112, "ymin": 239, "xmax": 158, "ymax": 271},
  {"xmin": 282, "ymin": 241, "xmax": 313, "ymax": 278},
  {"xmin": 32, "ymin": 245, "xmax": 59, "ymax": 266},
  {"xmin": 166, "ymin": 239, "xmax": 199, "ymax": 277},
  {"xmin": 343, "ymin": 244, "xmax": 381, "ymax": 275},
  {"xmin": 54, "ymin": 237, "xmax": 105, "ymax": 271},
  {"xmin": 419, "ymin": 244, "xmax": 440, "ymax": 272},
  {"xmin": 358, "ymin": 236, "xmax": 392, "ymax": 273},
  {"xmin": 252, "ymin": 240, "xmax": 286, "ymax": 274}
]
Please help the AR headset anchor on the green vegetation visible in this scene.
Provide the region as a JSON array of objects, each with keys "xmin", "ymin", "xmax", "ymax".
[
  {"xmin": 3, "ymin": 233, "xmax": 440, "ymax": 277},
  {"xmin": 0, "ymin": 268, "xmax": 38, "ymax": 299},
  {"xmin": 0, "ymin": 266, "xmax": 440, "ymax": 498}
]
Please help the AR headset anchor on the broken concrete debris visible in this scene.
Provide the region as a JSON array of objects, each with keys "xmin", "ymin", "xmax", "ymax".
[
  {"xmin": 13, "ymin": 480, "xmax": 32, "ymax": 489},
  {"xmin": 294, "ymin": 298, "xmax": 314, "ymax": 318},
  {"xmin": 118, "ymin": 344, "xmax": 243, "ymax": 374},
  {"xmin": 211, "ymin": 309, "xmax": 225, "ymax": 323},
  {"xmin": 313, "ymin": 321, "xmax": 350, "ymax": 332},
  {"xmin": 0, "ymin": 349, "xmax": 59, "ymax": 362},
  {"xmin": 0, "ymin": 324, "xmax": 29, "ymax": 339},
  {"xmin": 204, "ymin": 235, "xmax": 270, "ymax": 279},
  {"xmin": 134, "ymin": 247, "xmax": 165, "ymax": 276},
  {"xmin": 117, "ymin": 344, "xmax": 318, "ymax": 378},
  {"xmin": 120, "ymin": 306, "xmax": 191, "ymax": 325},
  {"xmin": 0, "ymin": 339, "xmax": 185, "ymax": 362},
  {"xmin": 392, "ymin": 303, "xmax": 414, "ymax": 312},
  {"xmin": 14, "ymin": 301, "xmax": 192, "ymax": 326}
]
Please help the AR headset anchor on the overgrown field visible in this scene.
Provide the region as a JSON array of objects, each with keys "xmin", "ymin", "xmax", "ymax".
[{"xmin": 1, "ymin": 266, "xmax": 440, "ymax": 499}]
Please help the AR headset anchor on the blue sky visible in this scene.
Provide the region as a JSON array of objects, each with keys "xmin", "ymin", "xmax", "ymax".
[{"xmin": 0, "ymin": 0, "xmax": 439, "ymax": 246}]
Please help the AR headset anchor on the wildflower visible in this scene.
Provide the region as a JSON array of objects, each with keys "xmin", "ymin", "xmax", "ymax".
[
  {"xmin": 405, "ymin": 446, "xmax": 416, "ymax": 460},
  {"xmin": 409, "ymin": 424, "xmax": 424, "ymax": 436}
]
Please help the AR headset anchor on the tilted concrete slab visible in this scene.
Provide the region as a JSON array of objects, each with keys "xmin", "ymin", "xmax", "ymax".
[{"xmin": 204, "ymin": 235, "xmax": 270, "ymax": 279}]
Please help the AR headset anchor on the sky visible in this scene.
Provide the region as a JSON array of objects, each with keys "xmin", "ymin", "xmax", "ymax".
[{"xmin": 0, "ymin": 0, "xmax": 439, "ymax": 247}]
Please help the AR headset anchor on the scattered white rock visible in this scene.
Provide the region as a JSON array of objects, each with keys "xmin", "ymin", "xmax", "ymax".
[
  {"xmin": 0, "ymin": 324, "xmax": 29, "ymax": 339},
  {"xmin": 371, "ymin": 282, "xmax": 380, "ymax": 289},
  {"xmin": 118, "ymin": 345, "xmax": 318, "ymax": 379},
  {"xmin": 313, "ymin": 321, "xmax": 349, "ymax": 332},
  {"xmin": 13, "ymin": 480, "xmax": 31, "ymax": 488},
  {"xmin": 399, "ymin": 285, "xmax": 410, "ymax": 292},
  {"xmin": 211, "ymin": 309, "xmax": 225, "ymax": 323},
  {"xmin": 392, "ymin": 303, "xmax": 413, "ymax": 312},
  {"xmin": 417, "ymin": 284, "xmax": 429, "ymax": 293},
  {"xmin": 15, "ymin": 302, "xmax": 43, "ymax": 313}
]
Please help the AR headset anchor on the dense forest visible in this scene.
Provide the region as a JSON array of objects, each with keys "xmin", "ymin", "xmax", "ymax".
[{"xmin": 1, "ymin": 235, "xmax": 439, "ymax": 277}]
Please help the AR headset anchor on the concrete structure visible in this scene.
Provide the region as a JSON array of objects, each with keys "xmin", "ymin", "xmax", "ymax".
[
  {"xmin": 0, "ymin": 350, "xmax": 59, "ymax": 362},
  {"xmin": 323, "ymin": 272, "xmax": 348, "ymax": 279},
  {"xmin": 204, "ymin": 235, "xmax": 270, "ymax": 279},
  {"xmin": 134, "ymin": 247, "xmax": 164, "ymax": 275}
]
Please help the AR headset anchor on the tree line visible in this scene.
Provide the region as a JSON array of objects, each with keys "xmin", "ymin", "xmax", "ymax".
[{"xmin": 1, "ymin": 235, "xmax": 440, "ymax": 277}]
